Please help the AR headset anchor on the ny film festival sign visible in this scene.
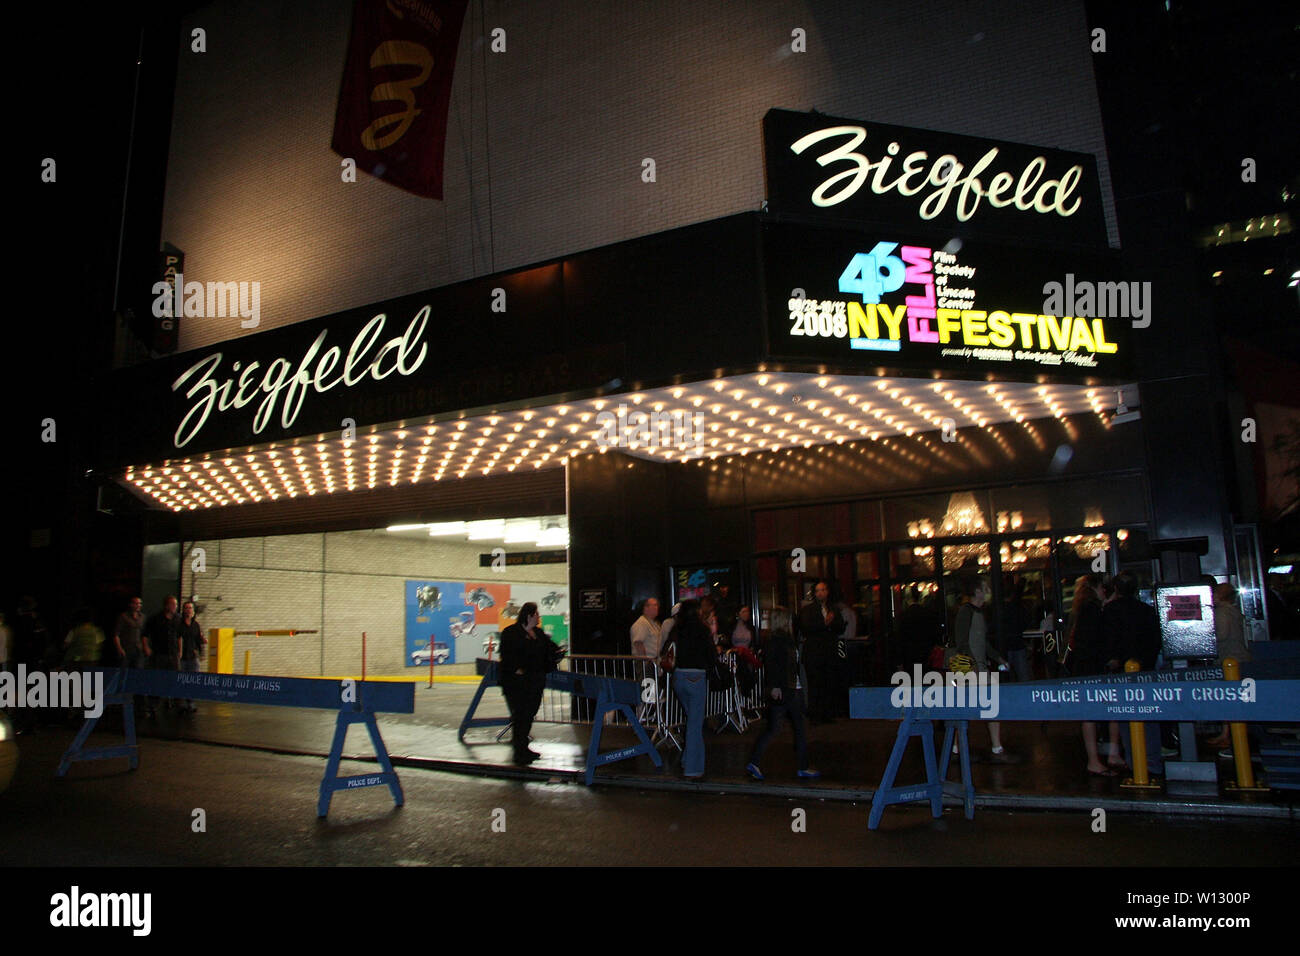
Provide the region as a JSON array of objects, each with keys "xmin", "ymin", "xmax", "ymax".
[
  {"xmin": 764, "ymin": 223, "xmax": 1131, "ymax": 378},
  {"xmin": 763, "ymin": 109, "xmax": 1108, "ymax": 248}
]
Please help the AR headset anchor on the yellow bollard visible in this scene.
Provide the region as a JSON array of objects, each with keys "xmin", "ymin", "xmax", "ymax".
[
  {"xmin": 1222, "ymin": 657, "xmax": 1268, "ymax": 792},
  {"xmin": 1121, "ymin": 659, "xmax": 1160, "ymax": 790},
  {"xmin": 243, "ymin": 649, "xmax": 251, "ymax": 675}
]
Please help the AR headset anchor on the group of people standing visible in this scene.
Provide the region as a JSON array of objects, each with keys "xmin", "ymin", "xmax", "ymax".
[
  {"xmin": 1065, "ymin": 571, "xmax": 1258, "ymax": 776},
  {"xmin": 0, "ymin": 593, "xmax": 205, "ymax": 729},
  {"xmin": 498, "ymin": 569, "xmax": 1287, "ymax": 781},
  {"xmin": 625, "ymin": 580, "xmax": 847, "ymax": 781},
  {"xmin": 114, "ymin": 595, "xmax": 208, "ymax": 716}
]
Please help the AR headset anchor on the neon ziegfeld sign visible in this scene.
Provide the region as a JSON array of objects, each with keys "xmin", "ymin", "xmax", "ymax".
[
  {"xmin": 170, "ymin": 306, "xmax": 430, "ymax": 449},
  {"xmin": 762, "ymin": 110, "xmax": 1108, "ymax": 247},
  {"xmin": 789, "ymin": 125, "xmax": 1084, "ymax": 223}
]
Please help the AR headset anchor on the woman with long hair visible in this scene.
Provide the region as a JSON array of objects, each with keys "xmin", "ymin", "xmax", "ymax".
[
  {"xmin": 499, "ymin": 601, "xmax": 563, "ymax": 765},
  {"xmin": 670, "ymin": 599, "xmax": 716, "ymax": 780},
  {"xmin": 1069, "ymin": 574, "xmax": 1124, "ymax": 775}
]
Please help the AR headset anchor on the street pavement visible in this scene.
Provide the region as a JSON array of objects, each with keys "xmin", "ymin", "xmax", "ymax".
[
  {"xmin": 2, "ymin": 730, "xmax": 1297, "ymax": 867},
  {"xmin": 0, "ymin": 673, "xmax": 1297, "ymax": 870},
  {"xmin": 30, "ymin": 678, "xmax": 1294, "ymax": 820}
]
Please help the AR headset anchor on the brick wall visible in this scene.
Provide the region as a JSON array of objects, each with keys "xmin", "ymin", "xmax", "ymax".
[
  {"xmin": 179, "ymin": 529, "xmax": 566, "ymax": 675},
  {"xmin": 160, "ymin": 0, "xmax": 1116, "ymax": 352}
]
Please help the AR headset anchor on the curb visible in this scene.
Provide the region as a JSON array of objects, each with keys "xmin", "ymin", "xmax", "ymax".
[{"xmin": 162, "ymin": 732, "xmax": 1300, "ymax": 822}]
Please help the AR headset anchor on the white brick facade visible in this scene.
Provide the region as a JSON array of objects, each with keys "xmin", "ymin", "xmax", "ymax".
[
  {"xmin": 161, "ymin": 0, "xmax": 1116, "ymax": 352},
  {"xmin": 180, "ymin": 529, "xmax": 566, "ymax": 675}
]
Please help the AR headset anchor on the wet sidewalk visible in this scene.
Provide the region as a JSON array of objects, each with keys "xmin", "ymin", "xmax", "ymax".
[{"xmin": 63, "ymin": 678, "xmax": 1300, "ymax": 822}]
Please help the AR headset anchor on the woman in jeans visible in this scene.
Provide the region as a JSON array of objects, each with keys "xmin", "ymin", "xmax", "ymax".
[{"xmin": 671, "ymin": 600, "xmax": 716, "ymax": 780}]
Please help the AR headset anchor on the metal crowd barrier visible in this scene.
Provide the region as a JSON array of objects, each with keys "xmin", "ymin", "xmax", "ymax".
[
  {"xmin": 499, "ymin": 652, "xmax": 767, "ymax": 754},
  {"xmin": 607, "ymin": 650, "xmax": 767, "ymax": 752},
  {"xmin": 547, "ymin": 655, "xmax": 673, "ymax": 745},
  {"xmin": 458, "ymin": 659, "xmax": 662, "ymax": 782},
  {"xmin": 465, "ymin": 655, "xmax": 659, "ymax": 743}
]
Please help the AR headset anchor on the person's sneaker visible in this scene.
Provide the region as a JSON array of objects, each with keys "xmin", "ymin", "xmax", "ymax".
[
  {"xmin": 797, "ymin": 768, "xmax": 822, "ymax": 779},
  {"xmin": 1219, "ymin": 749, "xmax": 1262, "ymax": 762},
  {"xmin": 745, "ymin": 762, "xmax": 764, "ymax": 780},
  {"xmin": 988, "ymin": 750, "xmax": 1022, "ymax": 765}
]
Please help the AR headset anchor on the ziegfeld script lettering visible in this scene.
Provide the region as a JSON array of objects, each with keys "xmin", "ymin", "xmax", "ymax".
[
  {"xmin": 171, "ymin": 307, "xmax": 430, "ymax": 448},
  {"xmin": 789, "ymin": 126, "xmax": 1083, "ymax": 222}
]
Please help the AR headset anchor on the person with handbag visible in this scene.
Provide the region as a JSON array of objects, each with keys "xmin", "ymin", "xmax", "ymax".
[
  {"xmin": 746, "ymin": 608, "xmax": 820, "ymax": 781},
  {"xmin": 668, "ymin": 600, "xmax": 715, "ymax": 780},
  {"xmin": 499, "ymin": 601, "xmax": 564, "ymax": 766}
]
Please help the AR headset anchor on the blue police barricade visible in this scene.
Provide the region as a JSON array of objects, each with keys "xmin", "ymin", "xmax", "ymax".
[
  {"xmin": 460, "ymin": 659, "xmax": 662, "ymax": 784},
  {"xmin": 850, "ymin": 669, "xmax": 1300, "ymax": 829},
  {"xmin": 57, "ymin": 668, "xmax": 415, "ymax": 818}
]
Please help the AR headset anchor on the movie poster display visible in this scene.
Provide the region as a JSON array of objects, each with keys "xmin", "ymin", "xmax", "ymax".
[
  {"xmin": 671, "ymin": 563, "xmax": 742, "ymax": 606},
  {"xmin": 405, "ymin": 580, "xmax": 569, "ymax": 666}
]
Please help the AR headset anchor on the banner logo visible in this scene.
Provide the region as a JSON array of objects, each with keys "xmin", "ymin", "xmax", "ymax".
[
  {"xmin": 787, "ymin": 242, "xmax": 1118, "ymax": 368},
  {"xmin": 332, "ymin": 0, "xmax": 470, "ymax": 199}
]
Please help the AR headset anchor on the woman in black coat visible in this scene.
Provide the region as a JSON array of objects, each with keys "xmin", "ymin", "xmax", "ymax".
[
  {"xmin": 670, "ymin": 600, "xmax": 716, "ymax": 779},
  {"xmin": 498, "ymin": 602, "xmax": 563, "ymax": 765}
]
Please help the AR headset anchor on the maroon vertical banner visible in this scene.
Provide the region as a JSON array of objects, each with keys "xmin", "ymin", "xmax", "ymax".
[{"xmin": 331, "ymin": 0, "xmax": 469, "ymax": 200}]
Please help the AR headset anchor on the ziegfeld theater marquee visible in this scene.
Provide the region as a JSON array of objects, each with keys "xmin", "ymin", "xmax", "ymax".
[{"xmin": 103, "ymin": 110, "xmax": 1136, "ymax": 517}]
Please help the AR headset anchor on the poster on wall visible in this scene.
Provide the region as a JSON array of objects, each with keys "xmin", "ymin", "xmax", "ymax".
[
  {"xmin": 405, "ymin": 580, "xmax": 570, "ymax": 666},
  {"xmin": 672, "ymin": 563, "xmax": 741, "ymax": 607},
  {"xmin": 405, "ymin": 580, "xmax": 468, "ymax": 667},
  {"xmin": 509, "ymin": 584, "xmax": 571, "ymax": 652}
]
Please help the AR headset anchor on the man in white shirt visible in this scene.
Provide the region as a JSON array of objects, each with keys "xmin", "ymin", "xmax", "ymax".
[
  {"xmin": 630, "ymin": 597, "xmax": 664, "ymax": 728},
  {"xmin": 631, "ymin": 598, "xmax": 662, "ymax": 658}
]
